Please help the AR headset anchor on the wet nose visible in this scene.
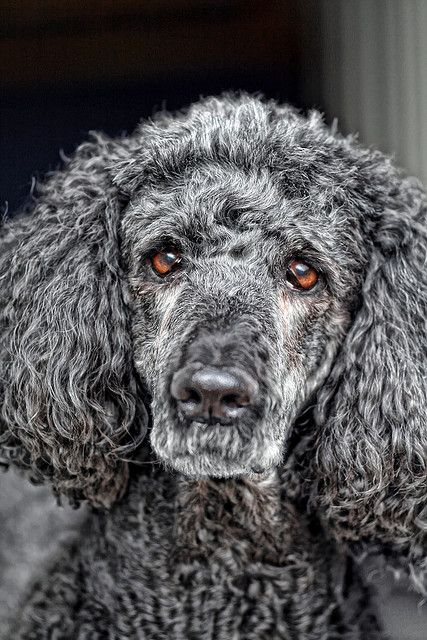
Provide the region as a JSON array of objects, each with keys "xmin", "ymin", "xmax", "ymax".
[{"xmin": 170, "ymin": 366, "xmax": 258, "ymax": 425}]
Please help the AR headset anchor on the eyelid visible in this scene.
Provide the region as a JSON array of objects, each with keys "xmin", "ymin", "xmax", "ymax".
[{"xmin": 140, "ymin": 235, "xmax": 181, "ymax": 255}]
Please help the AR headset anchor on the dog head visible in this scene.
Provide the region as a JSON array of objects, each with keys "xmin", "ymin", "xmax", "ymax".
[
  {"xmin": 1, "ymin": 95, "xmax": 425, "ymax": 517},
  {"xmin": 118, "ymin": 100, "xmax": 367, "ymax": 479}
]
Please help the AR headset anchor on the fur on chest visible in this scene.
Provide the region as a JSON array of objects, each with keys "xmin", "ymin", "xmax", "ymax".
[{"xmin": 172, "ymin": 470, "xmax": 308, "ymax": 567}]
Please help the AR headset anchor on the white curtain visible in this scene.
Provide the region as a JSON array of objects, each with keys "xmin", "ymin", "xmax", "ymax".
[{"xmin": 320, "ymin": 0, "xmax": 427, "ymax": 185}]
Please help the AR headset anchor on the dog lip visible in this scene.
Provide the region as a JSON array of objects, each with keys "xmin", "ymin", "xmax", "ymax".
[
  {"xmin": 185, "ymin": 418, "xmax": 235, "ymax": 428},
  {"xmin": 250, "ymin": 465, "xmax": 266, "ymax": 474}
]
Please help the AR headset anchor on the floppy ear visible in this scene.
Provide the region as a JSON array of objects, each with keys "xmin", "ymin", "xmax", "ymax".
[
  {"xmin": 312, "ymin": 176, "xmax": 427, "ymax": 589},
  {"xmin": 0, "ymin": 133, "xmax": 147, "ymax": 507}
]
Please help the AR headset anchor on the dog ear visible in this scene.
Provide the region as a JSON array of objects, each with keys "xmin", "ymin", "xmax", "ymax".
[
  {"xmin": 312, "ymin": 175, "xmax": 427, "ymax": 589},
  {"xmin": 0, "ymin": 133, "xmax": 147, "ymax": 507}
]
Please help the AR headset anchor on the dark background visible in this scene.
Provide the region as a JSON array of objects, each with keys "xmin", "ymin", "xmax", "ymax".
[{"xmin": 0, "ymin": 0, "xmax": 320, "ymax": 214}]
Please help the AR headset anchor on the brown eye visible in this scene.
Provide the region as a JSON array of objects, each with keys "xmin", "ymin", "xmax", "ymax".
[
  {"xmin": 286, "ymin": 259, "xmax": 319, "ymax": 291},
  {"xmin": 150, "ymin": 248, "xmax": 182, "ymax": 277}
]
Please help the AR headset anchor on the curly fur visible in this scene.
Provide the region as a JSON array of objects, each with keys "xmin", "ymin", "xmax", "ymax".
[
  {"xmin": 0, "ymin": 93, "xmax": 425, "ymax": 638},
  {"xmin": 0, "ymin": 135, "xmax": 147, "ymax": 506}
]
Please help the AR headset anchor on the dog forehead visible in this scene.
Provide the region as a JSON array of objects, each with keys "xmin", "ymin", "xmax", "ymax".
[{"xmin": 126, "ymin": 163, "xmax": 359, "ymax": 262}]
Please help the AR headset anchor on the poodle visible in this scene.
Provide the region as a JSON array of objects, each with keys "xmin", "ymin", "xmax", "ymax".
[{"xmin": 0, "ymin": 94, "xmax": 426, "ymax": 639}]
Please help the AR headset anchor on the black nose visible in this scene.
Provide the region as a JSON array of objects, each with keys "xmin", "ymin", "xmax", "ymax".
[{"xmin": 170, "ymin": 366, "xmax": 258, "ymax": 425}]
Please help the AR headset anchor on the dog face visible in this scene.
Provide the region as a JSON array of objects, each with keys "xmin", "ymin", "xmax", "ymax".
[{"xmin": 121, "ymin": 158, "xmax": 366, "ymax": 478}]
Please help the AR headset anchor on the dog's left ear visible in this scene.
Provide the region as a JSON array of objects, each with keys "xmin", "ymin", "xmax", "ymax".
[
  {"xmin": 313, "ymin": 175, "xmax": 427, "ymax": 588},
  {"xmin": 0, "ymin": 133, "xmax": 147, "ymax": 507}
]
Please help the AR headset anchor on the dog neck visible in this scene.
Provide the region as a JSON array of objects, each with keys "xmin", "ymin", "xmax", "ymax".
[{"xmin": 172, "ymin": 470, "xmax": 305, "ymax": 566}]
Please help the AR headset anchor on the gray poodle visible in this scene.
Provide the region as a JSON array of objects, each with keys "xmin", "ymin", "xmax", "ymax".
[{"xmin": 0, "ymin": 94, "xmax": 426, "ymax": 639}]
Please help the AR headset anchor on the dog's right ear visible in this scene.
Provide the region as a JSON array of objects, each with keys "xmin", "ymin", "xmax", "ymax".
[
  {"xmin": 0, "ymin": 133, "xmax": 147, "ymax": 507},
  {"xmin": 311, "ymin": 172, "xmax": 427, "ymax": 590}
]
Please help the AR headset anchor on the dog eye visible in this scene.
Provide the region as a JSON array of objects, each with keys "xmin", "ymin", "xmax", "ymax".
[
  {"xmin": 286, "ymin": 259, "xmax": 319, "ymax": 291},
  {"xmin": 150, "ymin": 248, "xmax": 182, "ymax": 277}
]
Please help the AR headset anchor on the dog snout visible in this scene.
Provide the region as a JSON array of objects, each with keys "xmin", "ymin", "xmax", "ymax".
[{"xmin": 170, "ymin": 366, "xmax": 259, "ymax": 425}]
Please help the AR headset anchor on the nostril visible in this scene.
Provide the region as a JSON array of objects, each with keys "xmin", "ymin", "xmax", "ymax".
[
  {"xmin": 221, "ymin": 393, "xmax": 250, "ymax": 409},
  {"xmin": 180, "ymin": 388, "xmax": 202, "ymax": 405}
]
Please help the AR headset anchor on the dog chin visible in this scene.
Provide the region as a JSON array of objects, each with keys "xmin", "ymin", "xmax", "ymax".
[
  {"xmin": 150, "ymin": 413, "xmax": 284, "ymax": 478},
  {"xmin": 157, "ymin": 443, "xmax": 282, "ymax": 479},
  {"xmin": 164, "ymin": 453, "xmax": 255, "ymax": 478}
]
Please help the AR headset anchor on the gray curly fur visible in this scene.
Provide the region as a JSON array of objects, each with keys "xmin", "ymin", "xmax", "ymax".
[{"xmin": 0, "ymin": 93, "xmax": 426, "ymax": 638}]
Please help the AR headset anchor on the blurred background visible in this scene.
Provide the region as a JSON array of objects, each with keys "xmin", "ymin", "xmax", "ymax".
[
  {"xmin": 0, "ymin": 1, "xmax": 426, "ymax": 638},
  {"xmin": 3, "ymin": 0, "xmax": 427, "ymax": 214}
]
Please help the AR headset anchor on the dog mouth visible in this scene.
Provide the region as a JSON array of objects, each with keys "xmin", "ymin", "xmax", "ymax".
[
  {"xmin": 163, "ymin": 446, "xmax": 273, "ymax": 478},
  {"xmin": 151, "ymin": 416, "xmax": 282, "ymax": 479},
  {"xmin": 170, "ymin": 454, "xmax": 268, "ymax": 478}
]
